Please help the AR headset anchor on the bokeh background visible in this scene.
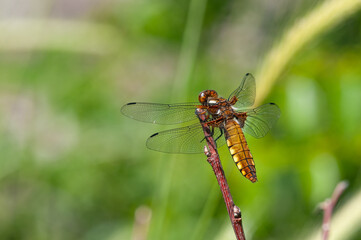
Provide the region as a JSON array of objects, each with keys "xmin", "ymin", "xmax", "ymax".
[{"xmin": 1, "ymin": 0, "xmax": 361, "ymax": 239}]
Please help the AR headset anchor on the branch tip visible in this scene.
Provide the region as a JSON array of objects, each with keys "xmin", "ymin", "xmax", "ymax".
[{"xmin": 320, "ymin": 180, "xmax": 349, "ymax": 240}]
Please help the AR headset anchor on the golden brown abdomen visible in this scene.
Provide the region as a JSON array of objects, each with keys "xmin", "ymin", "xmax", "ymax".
[{"xmin": 224, "ymin": 120, "xmax": 257, "ymax": 183}]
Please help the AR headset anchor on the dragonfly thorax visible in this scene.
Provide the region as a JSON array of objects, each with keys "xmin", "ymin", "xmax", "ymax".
[{"xmin": 206, "ymin": 97, "xmax": 235, "ymax": 120}]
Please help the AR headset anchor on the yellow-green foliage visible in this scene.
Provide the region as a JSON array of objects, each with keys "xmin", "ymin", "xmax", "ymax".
[{"xmin": 0, "ymin": 0, "xmax": 361, "ymax": 240}]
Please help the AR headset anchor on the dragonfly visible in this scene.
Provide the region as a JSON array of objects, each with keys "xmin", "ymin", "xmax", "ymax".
[{"xmin": 121, "ymin": 73, "xmax": 280, "ymax": 183}]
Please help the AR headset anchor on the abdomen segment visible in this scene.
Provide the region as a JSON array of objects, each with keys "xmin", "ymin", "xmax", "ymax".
[{"xmin": 224, "ymin": 120, "xmax": 257, "ymax": 183}]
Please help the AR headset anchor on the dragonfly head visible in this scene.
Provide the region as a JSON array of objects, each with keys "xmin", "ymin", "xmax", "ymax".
[{"xmin": 198, "ymin": 90, "xmax": 218, "ymax": 105}]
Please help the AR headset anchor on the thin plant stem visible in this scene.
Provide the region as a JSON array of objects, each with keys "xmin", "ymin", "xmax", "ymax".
[
  {"xmin": 149, "ymin": 0, "xmax": 208, "ymax": 239},
  {"xmin": 320, "ymin": 181, "xmax": 348, "ymax": 240},
  {"xmin": 307, "ymin": 186, "xmax": 361, "ymax": 240},
  {"xmin": 172, "ymin": 0, "xmax": 208, "ymax": 99},
  {"xmin": 189, "ymin": 183, "xmax": 220, "ymax": 240},
  {"xmin": 190, "ymin": 164, "xmax": 234, "ymax": 240}
]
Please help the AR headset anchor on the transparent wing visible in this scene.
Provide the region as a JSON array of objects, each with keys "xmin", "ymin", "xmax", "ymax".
[
  {"xmin": 240, "ymin": 103, "xmax": 280, "ymax": 138},
  {"xmin": 121, "ymin": 102, "xmax": 201, "ymax": 125},
  {"xmin": 228, "ymin": 73, "xmax": 256, "ymax": 109},
  {"xmin": 146, "ymin": 123, "xmax": 226, "ymax": 153}
]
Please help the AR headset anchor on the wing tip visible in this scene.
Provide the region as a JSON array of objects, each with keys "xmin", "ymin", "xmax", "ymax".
[
  {"xmin": 270, "ymin": 103, "xmax": 281, "ymax": 116},
  {"xmin": 244, "ymin": 72, "xmax": 254, "ymax": 78},
  {"xmin": 120, "ymin": 103, "xmax": 131, "ymax": 114},
  {"xmin": 269, "ymin": 103, "xmax": 281, "ymax": 113},
  {"xmin": 121, "ymin": 102, "xmax": 138, "ymax": 115},
  {"xmin": 150, "ymin": 133, "xmax": 159, "ymax": 138}
]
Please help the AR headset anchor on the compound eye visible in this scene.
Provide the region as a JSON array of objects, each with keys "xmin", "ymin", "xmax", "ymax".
[
  {"xmin": 198, "ymin": 91, "xmax": 207, "ymax": 103},
  {"xmin": 198, "ymin": 90, "xmax": 218, "ymax": 104}
]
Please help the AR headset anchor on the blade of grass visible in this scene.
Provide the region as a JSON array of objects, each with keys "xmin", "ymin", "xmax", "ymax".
[
  {"xmin": 190, "ymin": 157, "xmax": 235, "ymax": 240},
  {"xmin": 149, "ymin": 0, "xmax": 208, "ymax": 239},
  {"xmin": 172, "ymin": 0, "xmax": 208, "ymax": 98},
  {"xmin": 255, "ymin": 0, "xmax": 361, "ymax": 105}
]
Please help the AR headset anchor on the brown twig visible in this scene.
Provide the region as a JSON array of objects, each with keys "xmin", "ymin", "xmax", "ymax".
[
  {"xmin": 196, "ymin": 108, "xmax": 246, "ymax": 240},
  {"xmin": 319, "ymin": 181, "xmax": 349, "ymax": 240}
]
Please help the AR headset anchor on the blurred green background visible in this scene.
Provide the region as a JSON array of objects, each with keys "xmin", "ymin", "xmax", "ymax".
[{"xmin": 1, "ymin": 0, "xmax": 361, "ymax": 239}]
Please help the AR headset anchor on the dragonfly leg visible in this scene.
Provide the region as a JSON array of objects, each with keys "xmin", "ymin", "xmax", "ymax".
[
  {"xmin": 229, "ymin": 96, "xmax": 238, "ymax": 105},
  {"xmin": 200, "ymin": 126, "xmax": 214, "ymax": 143},
  {"xmin": 199, "ymin": 126, "xmax": 223, "ymax": 149},
  {"xmin": 214, "ymin": 128, "xmax": 223, "ymax": 142}
]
